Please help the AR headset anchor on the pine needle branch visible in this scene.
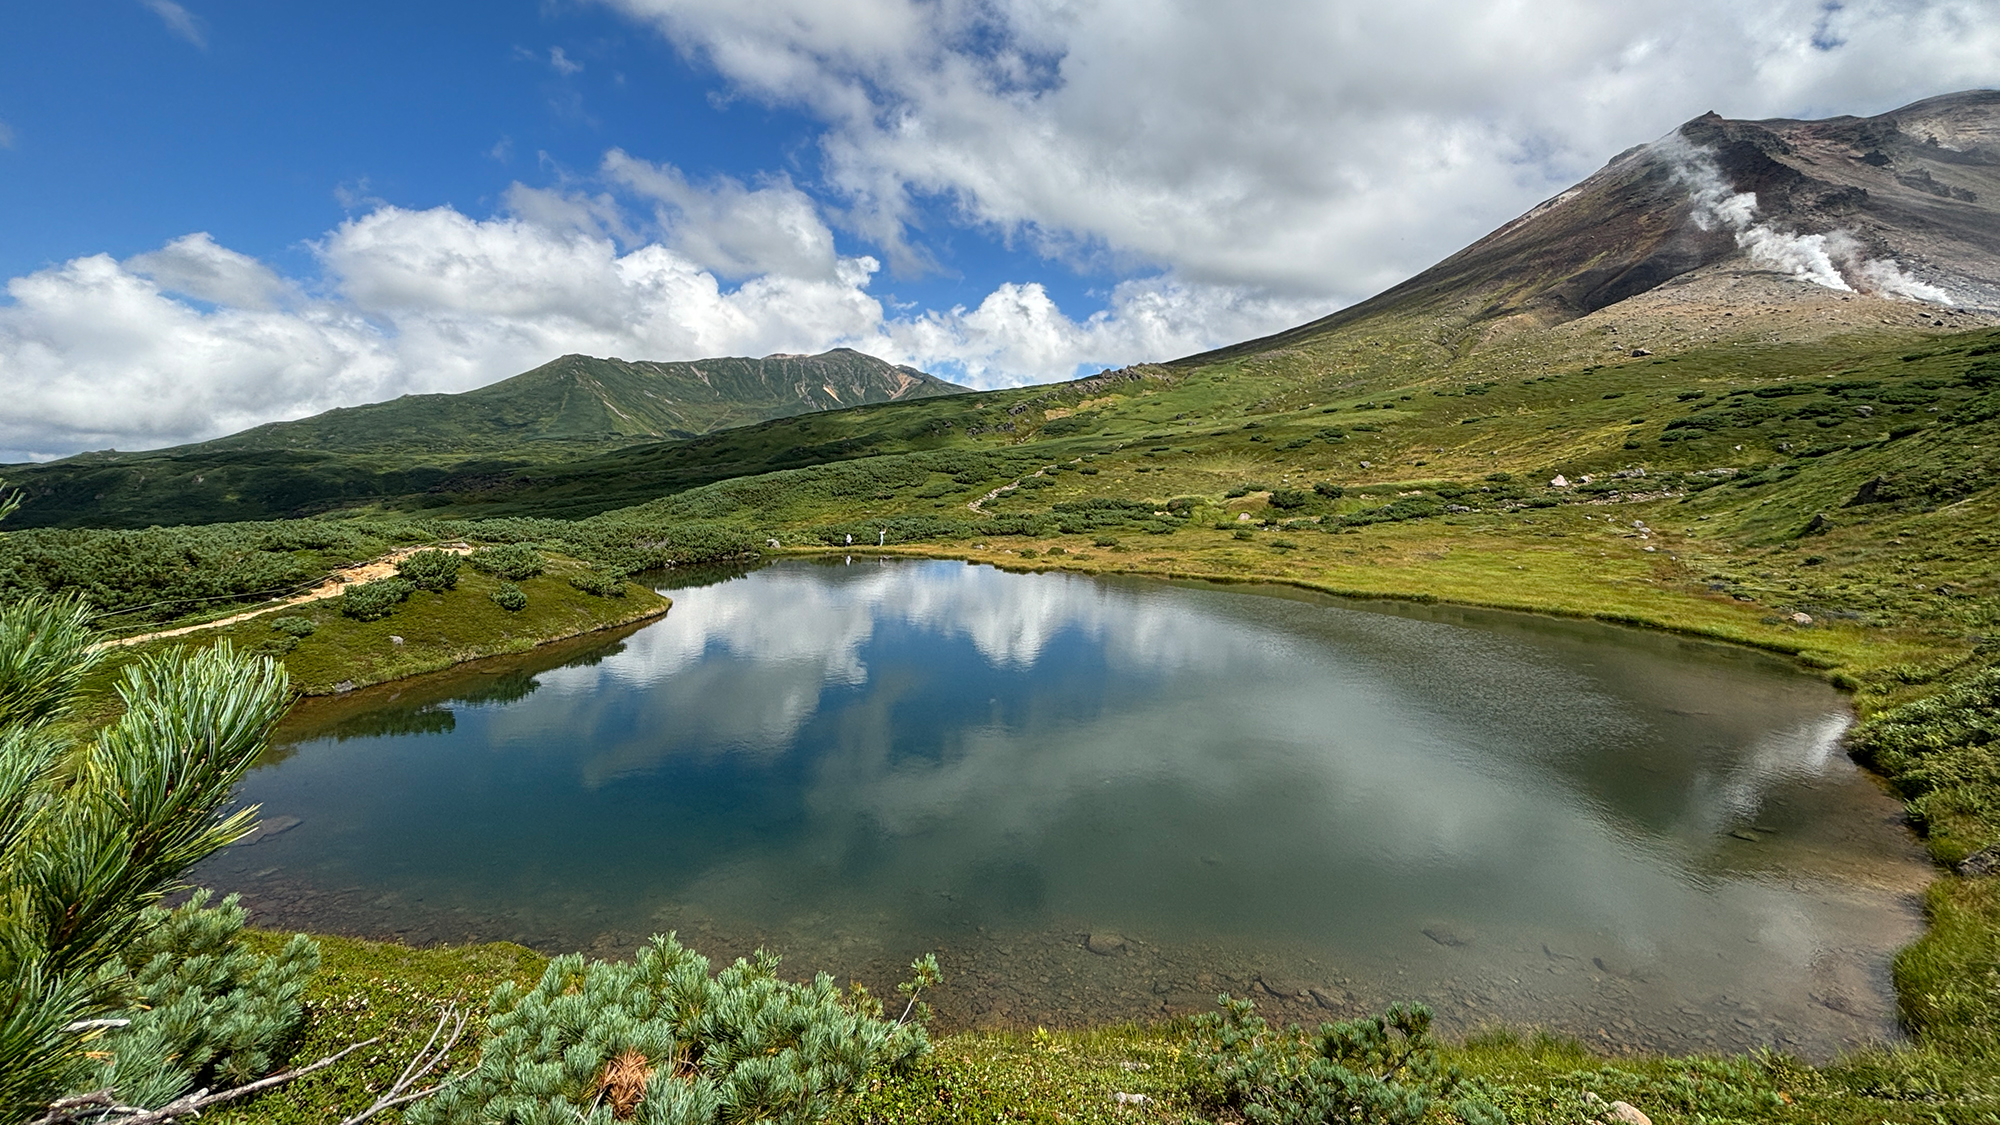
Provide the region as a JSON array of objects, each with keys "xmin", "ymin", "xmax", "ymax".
[
  {"xmin": 24, "ymin": 1039, "xmax": 376, "ymax": 1125},
  {"xmin": 335, "ymin": 1005, "xmax": 470, "ymax": 1125}
]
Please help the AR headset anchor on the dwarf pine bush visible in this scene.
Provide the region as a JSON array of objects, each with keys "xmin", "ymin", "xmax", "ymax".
[
  {"xmin": 397, "ymin": 549, "xmax": 462, "ymax": 593},
  {"xmin": 410, "ymin": 935, "xmax": 932, "ymax": 1125},
  {"xmin": 1190, "ymin": 997, "xmax": 1503, "ymax": 1125},
  {"xmin": 80, "ymin": 892, "xmax": 320, "ymax": 1108},
  {"xmin": 340, "ymin": 576, "xmax": 414, "ymax": 620},
  {"xmin": 491, "ymin": 581, "xmax": 529, "ymax": 611},
  {"xmin": 568, "ymin": 569, "xmax": 626, "ymax": 598},
  {"xmin": 468, "ymin": 543, "xmax": 546, "ymax": 581}
]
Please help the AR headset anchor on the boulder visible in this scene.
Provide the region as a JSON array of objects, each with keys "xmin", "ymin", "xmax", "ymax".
[
  {"xmin": 1606, "ymin": 1101, "xmax": 1652, "ymax": 1125},
  {"xmin": 1085, "ymin": 932, "xmax": 1128, "ymax": 955}
]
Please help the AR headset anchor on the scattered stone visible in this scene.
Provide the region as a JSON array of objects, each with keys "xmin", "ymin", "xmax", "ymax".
[
  {"xmin": 1790, "ymin": 612, "xmax": 1814, "ymax": 625},
  {"xmin": 333, "ymin": 680, "xmax": 356, "ymax": 693},
  {"xmin": 1801, "ymin": 512, "xmax": 1834, "ymax": 536},
  {"xmin": 1730, "ymin": 828, "xmax": 1761, "ymax": 841},
  {"xmin": 1110, "ymin": 1092, "xmax": 1150, "ymax": 1106},
  {"xmin": 1957, "ymin": 846, "xmax": 2000, "ymax": 876},
  {"xmin": 1591, "ymin": 954, "xmax": 1646, "ymax": 981},
  {"xmin": 235, "ymin": 814, "xmax": 303, "ymax": 847},
  {"xmin": 1086, "ymin": 932, "xmax": 1128, "ymax": 955},
  {"xmin": 1606, "ymin": 1100, "xmax": 1652, "ymax": 1125},
  {"xmin": 1550, "ymin": 474, "xmax": 1571, "ymax": 488},
  {"xmin": 1630, "ymin": 348, "xmax": 1652, "ymax": 357},
  {"xmin": 1257, "ymin": 976, "xmax": 1311, "ymax": 999},
  {"xmin": 1308, "ymin": 986, "xmax": 1350, "ymax": 1010},
  {"xmin": 389, "ymin": 635, "xmax": 405, "ymax": 646},
  {"xmin": 1422, "ymin": 922, "xmax": 1474, "ymax": 947}
]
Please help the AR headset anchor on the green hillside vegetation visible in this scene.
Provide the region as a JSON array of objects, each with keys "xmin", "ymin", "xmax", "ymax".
[{"xmin": 0, "ymin": 349, "xmax": 964, "ymax": 529}]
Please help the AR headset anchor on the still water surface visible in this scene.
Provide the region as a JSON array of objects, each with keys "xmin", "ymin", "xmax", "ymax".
[{"xmin": 199, "ymin": 558, "xmax": 1929, "ymax": 1058}]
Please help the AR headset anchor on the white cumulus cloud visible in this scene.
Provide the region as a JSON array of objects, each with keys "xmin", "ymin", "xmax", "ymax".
[
  {"xmin": 0, "ymin": 183, "xmax": 1292, "ymax": 458},
  {"xmin": 599, "ymin": 0, "xmax": 2000, "ymax": 299}
]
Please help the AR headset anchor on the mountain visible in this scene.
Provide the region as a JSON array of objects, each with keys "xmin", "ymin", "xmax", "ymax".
[
  {"xmin": 197, "ymin": 348, "xmax": 967, "ymax": 455},
  {"xmin": 0, "ymin": 348, "xmax": 965, "ymax": 528},
  {"xmin": 1180, "ymin": 89, "xmax": 2000, "ymax": 368}
]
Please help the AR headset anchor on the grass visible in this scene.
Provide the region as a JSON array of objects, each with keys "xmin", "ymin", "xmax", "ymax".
[{"xmin": 200, "ymin": 932, "xmax": 2000, "ymax": 1124}]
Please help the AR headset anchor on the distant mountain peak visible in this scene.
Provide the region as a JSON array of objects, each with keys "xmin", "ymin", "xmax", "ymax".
[
  {"xmin": 1184, "ymin": 89, "xmax": 2000, "ymax": 365},
  {"xmin": 67, "ymin": 348, "xmax": 968, "ymax": 462}
]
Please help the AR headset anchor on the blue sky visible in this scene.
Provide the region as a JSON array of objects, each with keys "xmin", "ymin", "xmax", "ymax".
[
  {"xmin": 2, "ymin": 0, "xmax": 1995, "ymax": 459},
  {"xmin": 0, "ymin": 1, "xmax": 1073, "ymax": 314}
]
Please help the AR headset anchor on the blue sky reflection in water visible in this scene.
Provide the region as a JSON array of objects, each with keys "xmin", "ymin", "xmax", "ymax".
[{"xmin": 200, "ymin": 559, "xmax": 1929, "ymax": 1058}]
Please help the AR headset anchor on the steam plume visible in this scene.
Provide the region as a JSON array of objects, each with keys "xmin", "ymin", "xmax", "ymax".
[{"xmin": 1652, "ymin": 134, "xmax": 1955, "ymax": 305}]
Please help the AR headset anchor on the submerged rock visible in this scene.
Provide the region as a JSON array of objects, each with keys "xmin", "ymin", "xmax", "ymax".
[
  {"xmin": 236, "ymin": 815, "xmax": 303, "ymax": 846},
  {"xmin": 1085, "ymin": 932, "xmax": 1128, "ymax": 955},
  {"xmin": 1422, "ymin": 922, "xmax": 1474, "ymax": 947}
]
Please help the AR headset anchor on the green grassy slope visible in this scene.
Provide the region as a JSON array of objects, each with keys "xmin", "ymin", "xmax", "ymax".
[{"xmin": 0, "ymin": 349, "xmax": 964, "ymax": 529}]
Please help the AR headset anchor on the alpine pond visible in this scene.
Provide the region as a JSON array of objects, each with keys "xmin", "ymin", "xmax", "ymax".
[{"xmin": 197, "ymin": 558, "xmax": 1930, "ymax": 1059}]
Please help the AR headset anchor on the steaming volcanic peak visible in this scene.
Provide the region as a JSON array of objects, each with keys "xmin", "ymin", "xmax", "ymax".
[{"xmin": 1185, "ymin": 90, "xmax": 2000, "ymax": 366}]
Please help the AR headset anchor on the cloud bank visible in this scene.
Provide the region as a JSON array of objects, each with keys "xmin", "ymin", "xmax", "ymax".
[{"xmin": 0, "ymin": 171, "xmax": 1315, "ymax": 459}]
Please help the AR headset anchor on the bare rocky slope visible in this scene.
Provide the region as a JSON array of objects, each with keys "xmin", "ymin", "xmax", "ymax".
[{"xmin": 1181, "ymin": 90, "xmax": 2000, "ymax": 370}]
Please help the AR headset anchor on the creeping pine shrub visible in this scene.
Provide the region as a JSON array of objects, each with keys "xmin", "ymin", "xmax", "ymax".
[
  {"xmin": 81, "ymin": 892, "xmax": 320, "ymax": 1109},
  {"xmin": 1313, "ymin": 482, "xmax": 1346, "ymax": 499},
  {"xmin": 339, "ymin": 576, "xmax": 413, "ymax": 620},
  {"xmin": 1269, "ymin": 488, "xmax": 1311, "ymax": 510},
  {"xmin": 569, "ymin": 569, "xmax": 627, "ymax": 598},
  {"xmin": 396, "ymin": 548, "xmax": 462, "ymax": 592},
  {"xmin": 410, "ymin": 935, "xmax": 935, "ymax": 1125},
  {"xmin": 1189, "ymin": 997, "xmax": 1503, "ymax": 1125},
  {"xmin": 468, "ymin": 543, "xmax": 546, "ymax": 581},
  {"xmin": 490, "ymin": 581, "xmax": 528, "ymax": 611},
  {"xmin": 268, "ymin": 615, "xmax": 316, "ymax": 638}
]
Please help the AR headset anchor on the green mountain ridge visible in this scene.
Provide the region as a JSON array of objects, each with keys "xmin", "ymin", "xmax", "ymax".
[
  {"xmin": 0, "ymin": 349, "xmax": 965, "ymax": 528},
  {"xmin": 195, "ymin": 348, "xmax": 965, "ymax": 454}
]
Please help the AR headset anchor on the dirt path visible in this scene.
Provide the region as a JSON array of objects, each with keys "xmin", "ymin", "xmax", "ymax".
[
  {"xmin": 967, "ymin": 460, "xmax": 1079, "ymax": 515},
  {"xmin": 97, "ymin": 544, "xmax": 473, "ymax": 650}
]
